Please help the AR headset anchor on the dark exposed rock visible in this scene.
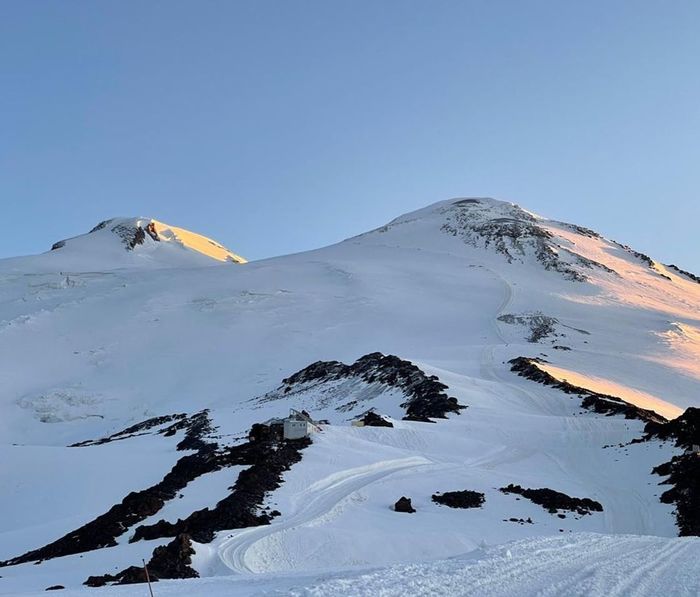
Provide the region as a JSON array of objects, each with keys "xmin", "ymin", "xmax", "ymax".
[
  {"xmin": 45, "ymin": 586, "xmax": 65, "ymax": 591},
  {"xmin": 2, "ymin": 411, "xmax": 220, "ymax": 567},
  {"xmin": 562, "ymin": 223, "xmax": 602, "ymax": 239},
  {"xmin": 652, "ymin": 454, "xmax": 700, "ymax": 536},
  {"xmin": 497, "ymin": 312, "xmax": 588, "ymax": 344},
  {"xmin": 439, "ymin": 200, "xmax": 617, "ymax": 281},
  {"xmin": 85, "ymin": 566, "xmax": 150, "ymax": 588},
  {"xmin": 50, "ymin": 241, "xmax": 66, "ymax": 251},
  {"xmin": 500, "ymin": 484, "xmax": 603, "ymax": 516},
  {"xmin": 498, "ymin": 313, "xmax": 559, "ymax": 343},
  {"xmin": 69, "ymin": 413, "xmax": 188, "ymax": 447},
  {"xmin": 667, "ymin": 264, "xmax": 700, "ymax": 284},
  {"xmin": 504, "ymin": 517, "xmax": 533, "ymax": 525},
  {"xmin": 432, "ymin": 490, "xmax": 485, "ymax": 509},
  {"xmin": 642, "ymin": 408, "xmax": 700, "ymax": 450},
  {"xmin": 5, "ymin": 409, "xmax": 310, "ymax": 586},
  {"xmin": 84, "ymin": 219, "xmax": 151, "ymax": 251},
  {"xmin": 89, "ymin": 220, "xmax": 113, "ymax": 233},
  {"xmin": 394, "ymin": 497, "xmax": 416, "ymax": 513},
  {"xmin": 360, "ymin": 410, "xmax": 394, "ymax": 427},
  {"xmin": 248, "ymin": 421, "xmax": 283, "ymax": 442},
  {"xmin": 508, "ymin": 357, "xmax": 666, "ymax": 424},
  {"xmin": 268, "ymin": 352, "xmax": 466, "ymax": 423},
  {"xmin": 642, "ymin": 408, "xmax": 700, "ymax": 536},
  {"xmin": 143, "ymin": 534, "xmax": 198, "ymax": 581},
  {"xmin": 130, "ymin": 436, "xmax": 311, "ymax": 543}
]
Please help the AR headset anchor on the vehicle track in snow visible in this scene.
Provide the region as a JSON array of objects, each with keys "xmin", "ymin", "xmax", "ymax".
[{"xmin": 216, "ymin": 456, "xmax": 433, "ymax": 574}]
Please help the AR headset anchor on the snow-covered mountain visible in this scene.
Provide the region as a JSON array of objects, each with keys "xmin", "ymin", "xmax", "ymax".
[
  {"xmin": 1, "ymin": 198, "xmax": 699, "ymax": 596},
  {"xmin": 0, "ymin": 217, "xmax": 246, "ymax": 275}
]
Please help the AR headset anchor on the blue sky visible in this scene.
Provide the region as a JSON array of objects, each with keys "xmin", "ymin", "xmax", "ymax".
[{"xmin": 1, "ymin": 1, "xmax": 699, "ymax": 268}]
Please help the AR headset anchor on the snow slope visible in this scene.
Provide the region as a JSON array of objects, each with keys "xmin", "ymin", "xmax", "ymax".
[
  {"xmin": 1, "ymin": 197, "xmax": 699, "ymax": 595},
  {"xmin": 8, "ymin": 534, "xmax": 700, "ymax": 596}
]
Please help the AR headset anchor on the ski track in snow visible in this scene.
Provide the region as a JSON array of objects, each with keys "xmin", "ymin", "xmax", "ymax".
[
  {"xmin": 217, "ymin": 456, "xmax": 433, "ymax": 574},
  {"xmin": 288, "ymin": 534, "xmax": 700, "ymax": 597}
]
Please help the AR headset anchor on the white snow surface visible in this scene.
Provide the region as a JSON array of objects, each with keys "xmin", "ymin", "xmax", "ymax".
[
  {"xmin": 1, "ymin": 197, "xmax": 699, "ymax": 595},
  {"xmin": 7, "ymin": 534, "xmax": 700, "ymax": 596}
]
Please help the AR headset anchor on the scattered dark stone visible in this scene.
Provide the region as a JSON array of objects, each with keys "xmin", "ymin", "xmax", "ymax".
[
  {"xmin": 50, "ymin": 241, "xmax": 65, "ymax": 251},
  {"xmin": 503, "ymin": 517, "xmax": 532, "ymax": 525},
  {"xmin": 553, "ymin": 345, "xmax": 571, "ymax": 351},
  {"xmin": 508, "ymin": 357, "xmax": 666, "ymax": 424},
  {"xmin": 432, "ymin": 490, "xmax": 485, "ymax": 509},
  {"xmin": 360, "ymin": 410, "xmax": 393, "ymax": 427},
  {"xmin": 500, "ymin": 484, "xmax": 603, "ymax": 516},
  {"xmin": 394, "ymin": 497, "xmax": 416, "ymax": 513},
  {"xmin": 269, "ymin": 352, "xmax": 466, "ymax": 422},
  {"xmin": 45, "ymin": 586, "xmax": 64, "ymax": 591}
]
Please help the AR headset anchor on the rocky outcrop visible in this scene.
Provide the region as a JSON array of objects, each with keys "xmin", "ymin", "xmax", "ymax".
[
  {"xmin": 85, "ymin": 533, "xmax": 201, "ymax": 589},
  {"xmin": 500, "ymin": 484, "xmax": 603, "ymax": 516},
  {"xmin": 508, "ymin": 357, "xmax": 666, "ymax": 424},
  {"xmin": 652, "ymin": 454, "xmax": 700, "ymax": 536},
  {"xmin": 497, "ymin": 313, "xmax": 589, "ymax": 344},
  {"xmin": 0, "ymin": 412, "xmax": 310, "ymax": 567},
  {"xmin": 130, "ymin": 436, "xmax": 311, "ymax": 543},
  {"xmin": 642, "ymin": 408, "xmax": 700, "ymax": 448},
  {"xmin": 69, "ymin": 413, "xmax": 189, "ymax": 447},
  {"xmin": 360, "ymin": 410, "xmax": 394, "ymax": 427},
  {"xmin": 431, "ymin": 490, "xmax": 485, "ymax": 509},
  {"xmin": 262, "ymin": 352, "xmax": 465, "ymax": 422},
  {"xmin": 667, "ymin": 264, "xmax": 700, "ymax": 284},
  {"xmin": 0, "ymin": 412, "xmax": 218, "ymax": 567},
  {"xmin": 439, "ymin": 199, "xmax": 615, "ymax": 282},
  {"xmin": 642, "ymin": 408, "xmax": 700, "ymax": 536},
  {"xmin": 393, "ymin": 497, "xmax": 416, "ymax": 513}
]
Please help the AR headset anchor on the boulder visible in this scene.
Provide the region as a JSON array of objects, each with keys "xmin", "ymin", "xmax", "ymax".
[{"xmin": 394, "ymin": 497, "xmax": 416, "ymax": 513}]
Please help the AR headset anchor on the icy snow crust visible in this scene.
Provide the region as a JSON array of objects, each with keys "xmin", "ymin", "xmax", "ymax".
[{"xmin": 1, "ymin": 198, "xmax": 700, "ymax": 594}]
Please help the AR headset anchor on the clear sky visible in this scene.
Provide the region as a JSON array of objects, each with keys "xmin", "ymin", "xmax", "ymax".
[{"xmin": 1, "ymin": 1, "xmax": 699, "ymax": 269}]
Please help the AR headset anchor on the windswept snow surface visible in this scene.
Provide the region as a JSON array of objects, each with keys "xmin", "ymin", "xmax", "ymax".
[
  {"xmin": 8, "ymin": 534, "xmax": 700, "ymax": 596},
  {"xmin": 1, "ymin": 197, "xmax": 700, "ymax": 594}
]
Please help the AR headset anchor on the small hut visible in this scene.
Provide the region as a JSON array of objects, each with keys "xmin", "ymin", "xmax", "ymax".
[{"xmin": 283, "ymin": 408, "xmax": 317, "ymax": 439}]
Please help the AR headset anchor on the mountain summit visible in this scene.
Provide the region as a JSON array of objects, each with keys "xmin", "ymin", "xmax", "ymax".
[
  {"xmin": 52, "ymin": 217, "xmax": 247, "ymax": 264},
  {"xmin": 1, "ymin": 217, "xmax": 246, "ymax": 274},
  {"xmin": 1, "ymin": 197, "xmax": 699, "ymax": 594}
]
